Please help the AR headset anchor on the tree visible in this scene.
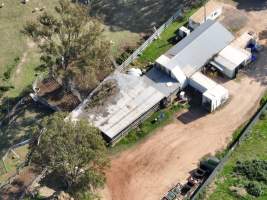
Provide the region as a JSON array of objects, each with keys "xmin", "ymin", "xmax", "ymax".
[
  {"xmin": 29, "ymin": 112, "xmax": 109, "ymax": 196},
  {"xmin": 23, "ymin": 0, "xmax": 113, "ymax": 97}
]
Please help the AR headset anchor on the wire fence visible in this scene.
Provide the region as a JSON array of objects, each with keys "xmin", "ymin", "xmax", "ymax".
[
  {"xmin": 116, "ymin": 9, "xmax": 182, "ymax": 72},
  {"xmin": 191, "ymin": 101, "xmax": 267, "ymax": 200}
]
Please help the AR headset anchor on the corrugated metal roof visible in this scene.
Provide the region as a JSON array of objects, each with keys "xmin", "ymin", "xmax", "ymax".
[
  {"xmin": 143, "ymin": 67, "xmax": 180, "ymax": 96},
  {"xmin": 71, "ymin": 72, "xmax": 176, "ymax": 140},
  {"xmin": 213, "ymin": 45, "xmax": 251, "ymax": 70},
  {"xmin": 156, "ymin": 20, "xmax": 234, "ymax": 78},
  {"xmin": 189, "ymin": 71, "xmax": 218, "ymax": 93}
]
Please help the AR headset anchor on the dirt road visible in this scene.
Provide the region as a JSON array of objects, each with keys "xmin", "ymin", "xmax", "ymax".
[{"xmin": 102, "ymin": 2, "xmax": 267, "ymax": 200}]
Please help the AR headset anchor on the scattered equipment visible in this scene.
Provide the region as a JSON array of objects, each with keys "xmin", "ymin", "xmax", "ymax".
[
  {"xmin": 178, "ymin": 26, "xmax": 191, "ymax": 38},
  {"xmin": 127, "ymin": 68, "xmax": 142, "ymax": 77}
]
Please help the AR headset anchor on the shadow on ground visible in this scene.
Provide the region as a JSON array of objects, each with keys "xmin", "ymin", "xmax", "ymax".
[
  {"xmin": 177, "ymin": 87, "xmax": 208, "ymax": 124},
  {"xmin": 242, "ymin": 41, "xmax": 267, "ymax": 86},
  {"xmin": 0, "ymin": 90, "xmax": 53, "ymax": 157},
  {"xmin": 90, "ymin": 0, "xmax": 195, "ymax": 33},
  {"xmin": 235, "ymin": 0, "xmax": 267, "ymax": 11}
]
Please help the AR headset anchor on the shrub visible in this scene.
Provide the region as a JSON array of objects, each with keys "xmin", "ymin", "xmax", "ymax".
[
  {"xmin": 116, "ymin": 46, "xmax": 136, "ymax": 65},
  {"xmin": 245, "ymin": 182, "xmax": 263, "ymax": 197},
  {"xmin": 260, "ymin": 93, "xmax": 267, "ymax": 106},
  {"xmin": 234, "ymin": 160, "xmax": 267, "ymax": 183},
  {"xmin": 260, "ymin": 111, "xmax": 267, "ymax": 120}
]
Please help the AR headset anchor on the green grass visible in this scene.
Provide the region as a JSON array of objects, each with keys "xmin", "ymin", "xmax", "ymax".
[
  {"xmin": 7, "ymin": 49, "xmax": 41, "ymax": 97},
  {"xmin": 0, "ymin": 0, "xmax": 59, "ymax": 97},
  {"xmin": 110, "ymin": 103, "xmax": 187, "ymax": 154},
  {"xmin": 138, "ymin": 8, "xmax": 198, "ymax": 64},
  {"xmin": 206, "ymin": 111, "xmax": 267, "ymax": 200},
  {"xmin": 260, "ymin": 90, "xmax": 267, "ymax": 106}
]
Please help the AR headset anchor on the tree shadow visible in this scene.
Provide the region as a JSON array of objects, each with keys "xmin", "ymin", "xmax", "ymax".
[
  {"xmin": 90, "ymin": 0, "xmax": 195, "ymax": 33},
  {"xmin": 235, "ymin": 0, "xmax": 267, "ymax": 11},
  {"xmin": 0, "ymin": 87, "xmax": 53, "ymax": 157},
  {"xmin": 240, "ymin": 42, "xmax": 267, "ymax": 86}
]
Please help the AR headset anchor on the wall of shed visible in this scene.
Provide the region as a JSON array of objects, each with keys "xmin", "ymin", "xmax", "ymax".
[{"xmin": 108, "ymin": 101, "xmax": 162, "ymax": 146}]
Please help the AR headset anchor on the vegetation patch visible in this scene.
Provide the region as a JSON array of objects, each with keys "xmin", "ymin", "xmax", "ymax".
[
  {"xmin": 207, "ymin": 109, "xmax": 267, "ymax": 200},
  {"xmin": 137, "ymin": 8, "xmax": 198, "ymax": 65},
  {"xmin": 260, "ymin": 90, "xmax": 267, "ymax": 106},
  {"xmin": 234, "ymin": 160, "xmax": 267, "ymax": 184},
  {"xmin": 84, "ymin": 79, "xmax": 119, "ymax": 110}
]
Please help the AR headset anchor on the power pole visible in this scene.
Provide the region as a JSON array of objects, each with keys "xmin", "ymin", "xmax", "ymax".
[{"xmin": 204, "ymin": 2, "xmax": 207, "ymax": 22}]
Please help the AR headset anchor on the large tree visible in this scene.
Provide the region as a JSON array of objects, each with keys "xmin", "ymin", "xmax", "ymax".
[
  {"xmin": 29, "ymin": 112, "xmax": 109, "ymax": 197},
  {"xmin": 24, "ymin": 0, "xmax": 113, "ymax": 97}
]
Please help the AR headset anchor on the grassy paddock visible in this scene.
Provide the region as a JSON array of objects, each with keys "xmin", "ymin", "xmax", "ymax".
[
  {"xmin": 137, "ymin": 8, "xmax": 198, "ymax": 65},
  {"xmin": 0, "ymin": 0, "xmax": 59, "ymax": 97},
  {"xmin": 110, "ymin": 103, "xmax": 187, "ymax": 154}
]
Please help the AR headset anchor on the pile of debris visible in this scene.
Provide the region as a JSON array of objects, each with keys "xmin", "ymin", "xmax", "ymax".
[
  {"xmin": 162, "ymin": 157, "xmax": 220, "ymax": 200},
  {"xmin": 84, "ymin": 79, "xmax": 119, "ymax": 111},
  {"xmin": 32, "ymin": 78, "xmax": 81, "ymax": 112}
]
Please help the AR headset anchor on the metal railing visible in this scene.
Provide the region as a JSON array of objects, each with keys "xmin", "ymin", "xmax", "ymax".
[{"xmin": 191, "ymin": 101, "xmax": 267, "ymax": 200}]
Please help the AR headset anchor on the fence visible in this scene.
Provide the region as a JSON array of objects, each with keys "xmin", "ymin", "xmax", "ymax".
[
  {"xmin": 191, "ymin": 101, "xmax": 267, "ymax": 200},
  {"xmin": 73, "ymin": 8, "xmax": 183, "ymax": 113},
  {"xmin": 116, "ymin": 9, "xmax": 182, "ymax": 72}
]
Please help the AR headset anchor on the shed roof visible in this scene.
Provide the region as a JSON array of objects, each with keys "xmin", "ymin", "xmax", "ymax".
[
  {"xmin": 70, "ymin": 70, "xmax": 179, "ymax": 141},
  {"xmin": 156, "ymin": 20, "xmax": 234, "ymax": 78},
  {"xmin": 213, "ymin": 45, "xmax": 251, "ymax": 71}
]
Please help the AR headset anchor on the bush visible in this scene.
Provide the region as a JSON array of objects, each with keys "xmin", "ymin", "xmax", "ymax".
[
  {"xmin": 2, "ymin": 57, "xmax": 20, "ymax": 81},
  {"xmin": 234, "ymin": 160, "xmax": 267, "ymax": 183},
  {"xmin": 260, "ymin": 93, "xmax": 267, "ymax": 106},
  {"xmin": 260, "ymin": 111, "xmax": 267, "ymax": 120},
  {"xmin": 116, "ymin": 46, "xmax": 136, "ymax": 65},
  {"xmin": 246, "ymin": 182, "xmax": 263, "ymax": 197}
]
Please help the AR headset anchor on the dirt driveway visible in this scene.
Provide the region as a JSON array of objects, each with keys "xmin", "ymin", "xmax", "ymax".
[{"xmin": 102, "ymin": 2, "xmax": 267, "ymax": 200}]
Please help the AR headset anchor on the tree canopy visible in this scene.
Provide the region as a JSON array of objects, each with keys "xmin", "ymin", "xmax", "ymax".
[
  {"xmin": 24, "ymin": 0, "xmax": 113, "ymax": 98},
  {"xmin": 29, "ymin": 112, "xmax": 109, "ymax": 197}
]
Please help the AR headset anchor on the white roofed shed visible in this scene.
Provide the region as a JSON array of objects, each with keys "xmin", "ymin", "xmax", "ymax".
[{"xmin": 211, "ymin": 45, "xmax": 252, "ymax": 78}]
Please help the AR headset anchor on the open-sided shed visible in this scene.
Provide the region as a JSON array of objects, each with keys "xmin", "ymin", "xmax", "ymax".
[{"xmin": 210, "ymin": 39, "xmax": 252, "ymax": 79}]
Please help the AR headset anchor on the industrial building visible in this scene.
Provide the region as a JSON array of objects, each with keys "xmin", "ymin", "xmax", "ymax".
[
  {"xmin": 70, "ymin": 68, "xmax": 180, "ymax": 144},
  {"xmin": 70, "ymin": 19, "xmax": 254, "ymax": 144}
]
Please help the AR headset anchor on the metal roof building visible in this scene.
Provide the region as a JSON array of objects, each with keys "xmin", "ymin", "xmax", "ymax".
[
  {"xmin": 70, "ymin": 70, "xmax": 180, "ymax": 144},
  {"xmin": 70, "ymin": 20, "xmax": 235, "ymax": 144},
  {"xmin": 156, "ymin": 20, "xmax": 234, "ymax": 87}
]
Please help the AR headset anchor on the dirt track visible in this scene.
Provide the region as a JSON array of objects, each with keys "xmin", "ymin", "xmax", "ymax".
[{"xmin": 102, "ymin": 2, "xmax": 267, "ymax": 200}]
